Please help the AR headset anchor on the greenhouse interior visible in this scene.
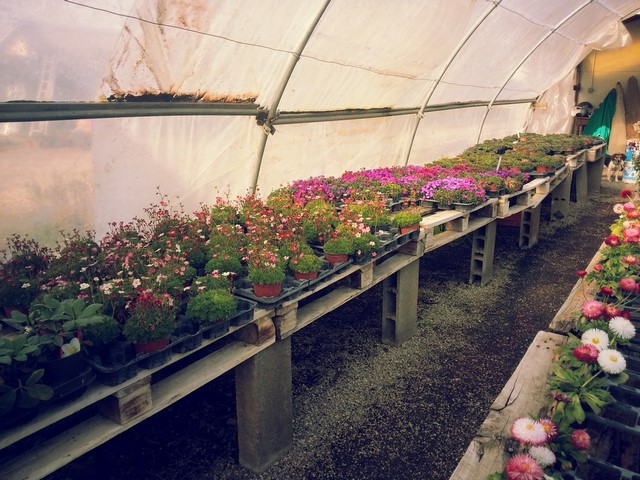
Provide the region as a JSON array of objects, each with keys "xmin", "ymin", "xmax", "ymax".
[{"xmin": 2, "ymin": 1, "xmax": 640, "ymax": 479}]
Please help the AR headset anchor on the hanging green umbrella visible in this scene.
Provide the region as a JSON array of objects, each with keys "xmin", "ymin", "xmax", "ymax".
[{"xmin": 583, "ymin": 88, "xmax": 617, "ymax": 150}]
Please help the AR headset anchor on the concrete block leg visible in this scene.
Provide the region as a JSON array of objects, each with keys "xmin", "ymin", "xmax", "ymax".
[
  {"xmin": 382, "ymin": 258, "xmax": 419, "ymax": 346},
  {"xmin": 235, "ymin": 337, "xmax": 293, "ymax": 472},
  {"xmin": 587, "ymin": 158, "xmax": 605, "ymax": 196},
  {"xmin": 551, "ymin": 172, "xmax": 572, "ymax": 222},
  {"xmin": 519, "ymin": 205, "xmax": 540, "ymax": 250},
  {"xmin": 571, "ymin": 164, "xmax": 588, "ymax": 203},
  {"xmin": 469, "ymin": 220, "xmax": 497, "ymax": 286}
]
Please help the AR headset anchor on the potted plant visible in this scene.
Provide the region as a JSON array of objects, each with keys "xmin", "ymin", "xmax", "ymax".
[
  {"xmin": 0, "ymin": 234, "xmax": 50, "ymax": 316},
  {"xmin": 421, "ymin": 176, "xmax": 487, "ymax": 209},
  {"xmin": 123, "ymin": 291, "xmax": 177, "ymax": 353},
  {"xmin": 0, "ymin": 333, "xmax": 54, "ymax": 427},
  {"xmin": 289, "ymin": 250, "xmax": 323, "ymax": 280},
  {"xmin": 7, "ymin": 295, "xmax": 109, "ymax": 385},
  {"xmin": 323, "ymin": 235, "xmax": 355, "ymax": 266},
  {"xmin": 392, "ymin": 208, "xmax": 422, "ymax": 234},
  {"xmin": 352, "ymin": 232, "xmax": 381, "ymax": 264},
  {"xmin": 185, "ymin": 288, "xmax": 237, "ymax": 326},
  {"xmin": 245, "ymin": 242, "xmax": 287, "ymax": 297}
]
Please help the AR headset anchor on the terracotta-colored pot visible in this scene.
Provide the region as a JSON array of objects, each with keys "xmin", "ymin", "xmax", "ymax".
[
  {"xmin": 134, "ymin": 337, "xmax": 170, "ymax": 354},
  {"xmin": 293, "ymin": 270, "xmax": 319, "ymax": 280},
  {"xmin": 325, "ymin": 252, "xmax": 349, "ymax": 266},
  {"xmin": 253, "ymin": 282, "xmax": 283, "ymax": 298},
  {"xmin": 399, "ymin": 224, "xmax": 419, "ymax": 235}
]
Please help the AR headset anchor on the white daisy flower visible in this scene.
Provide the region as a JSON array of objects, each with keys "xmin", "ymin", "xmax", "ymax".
[
  {"xmin": 609, "ymin": 316, "xmax": 636, "ymax": 340},
  {"xmin": 598, "ymin": 349, "xmax": 627, "ymax": 374},
  {"xmin": 529, "ymin": 445, "xmax": 556, "ymax": 467},
  {"xmin": 581, "ymin": 328, "xmax": 609, "ymax": 351},
  {"xmin": 509, "ymin": 417, "xmax": 548, "ymax": 445}
]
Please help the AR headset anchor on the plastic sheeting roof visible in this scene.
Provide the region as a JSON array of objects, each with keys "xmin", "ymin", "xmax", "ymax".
[{"xmin": 1, "ymin": 0, "xmax": 639, "ymax": 243}]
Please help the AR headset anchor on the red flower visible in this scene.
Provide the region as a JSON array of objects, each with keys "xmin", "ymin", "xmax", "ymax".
[
  {"xmin": 602, "ymin": 303, "xmax": 622, "ymax": 318},
  {"xmin": 571, "ymin": 429, "xmax": 591, "ymax": 450},
  {"xmin": 573, "ymin": 344, "xmax": 599, "ymax": 364},
  {"xmin": 600, "ymin": 286, "xmax": 614, "ymax": 296},
  {"xmin": 576, "ymin": 270, "xmax": 588, "ymax": 278},
  {"xmin": 621, "ymin": 189, "xmax": 633, "ymax": 199},
  {"xmin": 594, "ymin": 264, "xmax": 603, "ymax": 272},
  {"xmin": 604, "ymin": 234, "xmax": 621, "ymax": 247}
]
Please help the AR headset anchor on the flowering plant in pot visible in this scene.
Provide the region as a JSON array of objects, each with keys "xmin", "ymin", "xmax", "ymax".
[
  {"xmin": 0, "ymin": 234, "xmax": 50, "ymax": 314},
  {"xmin": 123, "ymin": 291, "xmax": 177, "ymax": 352},
  {"xmin": 289, "ymin": 248, "xmax": 323, "ymax": 280},
  {"xmin": 323, "ymin": 234, "xmax": 355, "ymax": 267},
  {"xmin": 421, "ymin": 176, "xmax": 486, "ymax": 207}
]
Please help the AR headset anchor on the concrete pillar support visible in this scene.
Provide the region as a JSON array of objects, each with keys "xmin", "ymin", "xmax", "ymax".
[
  {"xmin": 235, "ymin": 337, "xmax": 293, "ymax": 472},
  {"xmin": 469, "ymin": 220, "xmax": 497, "ymax": 285},
  {"xmin": 381, "ymin": 258, "xmax": 419, "ymax": 346}
]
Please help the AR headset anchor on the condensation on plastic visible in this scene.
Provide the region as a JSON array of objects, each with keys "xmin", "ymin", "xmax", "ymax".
[{"xmin": 0, "ymin": 0, "xmax": 637, "ymax": 248}]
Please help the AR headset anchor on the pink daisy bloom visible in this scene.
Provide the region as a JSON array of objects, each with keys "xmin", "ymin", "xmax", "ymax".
[
  {"xmin": 581, "ymin": 300, "xmax": 604, "ymax": 319},
  {"xmin": 619, "ymin": 277, "xmax": 638, "ymax": 292},
  {"xmin": 510, "ymin": 417, "xmax": 548, "ymax": 446},
  {"xmin": 537, "ymin": 418, "xmax": 558, "ymax": 440},
  {"xmin": 504, "ymin": 453, "xmax": 544, "ymax": 480},
  {"xmin": 604, "ymin": 234, "xmax": 622, "ymax": 247}
]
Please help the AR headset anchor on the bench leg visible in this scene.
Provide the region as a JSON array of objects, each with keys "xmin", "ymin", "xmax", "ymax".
[
  {"xmin": 235, "ymin": 337, "xmax": 293, "ymax": 472},
  {"xmin": 382, "ymin": 258, "xmax": 419, "ymax": 345}
]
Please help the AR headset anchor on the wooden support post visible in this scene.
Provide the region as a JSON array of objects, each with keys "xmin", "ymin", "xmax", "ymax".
[
  {"xmin": 235, "ymin": 337, "xmax": 293, "ymax": 473},
  {"xmin": 381, "ymin": 258, "xmax": 419, "ymax": 346},
  {"xmin": 550, "ymin": 171, "xmax": 572, "ymax": 221},
  {"xmin": 587, "ymin": 157, "xmax": 605, "ymax": 196},
  {"xmin": 469, "ymin": 220, "xmax": 497, "ymax": 286},
  {"xmin": 571, "ymin": 162, "xmax": 588, "ymax": 203},
  {"xmin": 519, "ymin": 205, "xmax": 540, "ymax": 250}
]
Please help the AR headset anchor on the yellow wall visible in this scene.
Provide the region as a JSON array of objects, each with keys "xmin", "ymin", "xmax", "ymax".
[{"xmin": 578, "ymin": 17, "xmax": 640, "ymax": 108}]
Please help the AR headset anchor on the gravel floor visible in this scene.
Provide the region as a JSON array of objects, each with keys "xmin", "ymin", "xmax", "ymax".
[{"xmin": 48, "ymin": 180, "xmax": 624, "ymax": 480}]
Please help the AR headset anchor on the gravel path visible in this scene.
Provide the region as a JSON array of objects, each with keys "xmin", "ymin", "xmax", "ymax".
[{"xmin": 48, "ymin": 180, "xmax": 623, "ymax": 480}]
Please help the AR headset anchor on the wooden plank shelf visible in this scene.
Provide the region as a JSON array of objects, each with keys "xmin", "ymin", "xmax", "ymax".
[
  {"xmin": 275, "ymin": 251, "xmax": 419, "ymax": 339},
  {"xmin": 0, "ymin": 337, "xmax": 275, "ymax": 480}
]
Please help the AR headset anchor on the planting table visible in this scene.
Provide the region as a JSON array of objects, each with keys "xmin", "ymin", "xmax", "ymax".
[{"xmin": 0, "ymin": 146, "xmax": 607, "ymax": 478}]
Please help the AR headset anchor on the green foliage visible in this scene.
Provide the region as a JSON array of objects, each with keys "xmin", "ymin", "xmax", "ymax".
[
  {"xmin": 289, "ymin": 251, "xmax": 323, "ymax": 274},
  {"xmin": 7, "ymin": 295, "xmax": 110, "ymax": 359},
  {"xmin": 391, "ymin": 208, "xmax": 422, "ymax": 227},
  {"xmin": 323, "ymin": 236, "xmax": 355, "ymax": 255},
  {"xmin": 247, "ymin": 263, "xmax": 286, "ymax": 285},
  {"xmin": 186, "ymin": 288, "xmax": 237, "ymax": 325}
]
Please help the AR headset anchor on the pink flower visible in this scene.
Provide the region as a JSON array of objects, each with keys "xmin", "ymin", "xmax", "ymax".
[
  {"xmin": 581, "ymin": 300, "xmax": 604, "ymax": 319},
  {"xmin": 604, "ymin": 234, "xmax": 621, "ymax": 247},
  {"xmin": 594, "ymin": 264, "xmax": 603, "ymax": 272},
  {"xmin": 619, "ymin": 277, "xmax": 637, "ymax": 292},
  {"xmin": 538, "ymin": 418, "xmax": 558, "ymax": 440},
  {"xmin": 623, "ymin": 201, "xmax": 637, "ymax": 213},
  {"xmin": 623, "ymin": 228, "xmax": 640, "ymax": 242},
  {"xmin": 622, "ymin": 255, "xmax": 639, "ymax": 265},
  {"xmin": 576, "ymin": 270, "xmax": 588, "ymax": 278},
  {"xmin": 573, "ymin": 343, "xmax": 599, "ymax": 364},
  {"xmin": 504, "ymin": 454, "xmax": 544, "ymax": 480},
  {"xmin": 571, "ymin": 429, "xmax": 591, "ymax": 450},
  {"xmin": 627, "ymin": 210, "xmax": 640, "ymax": 220}
]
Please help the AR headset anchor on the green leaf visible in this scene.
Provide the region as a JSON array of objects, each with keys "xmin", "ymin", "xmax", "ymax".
[
  {"xmin": 78, "ymin": 303, "xmax": 101, "ymax": 319},
  {"xmin": 571, "ymin": 395, "xmax": 585, "ymax": 423},
  {"xmin": 17, "ymin": 389, "xmax": 39, "ymax": 409},
  {"xmin": 24, "ymin": 384, "xmax": 54, "ymax": 401},
  {"xmin": 25, "ymin": 368, "xmax": 45, "ymax": 386},
  {"xmin": 0, "ymin": 355, "xmax": 11, "ymax": 365}
]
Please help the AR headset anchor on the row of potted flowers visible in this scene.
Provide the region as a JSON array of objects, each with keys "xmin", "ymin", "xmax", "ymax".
[
  {"xmin": 0, "ymin": 133, "xmax": 598, "ymax": 425},
  {"xmin": 489, "ymin": 189, "xmax": 639, "ymax": 480}
]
